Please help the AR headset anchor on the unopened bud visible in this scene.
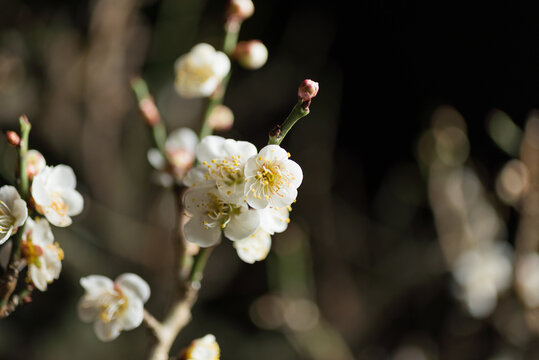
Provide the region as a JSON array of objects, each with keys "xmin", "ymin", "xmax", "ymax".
[
  {"xmin": 233, "ymin": 40, "xmax": 268, "ymax": 70},
  {"xmin": 26, "ymin": 149, "xmax": 46, "ymax": 180},
  {"xmin": 5, "ymin": 131, "xmax": 20, "ymax": 146},
  {"xmin": 139, "ymin": 97, "xmax": 161, "ymax": 126},
  {"xmin": 298, "ymin": 79, "xmax": 319, "ymax": 102},
  {"xmin": 208, "ymin": 104, "xmax": 234, "ymax": 131},
  {"xmin": 226, "ymin": 0, "xmax": 254, "ymax": 23}
]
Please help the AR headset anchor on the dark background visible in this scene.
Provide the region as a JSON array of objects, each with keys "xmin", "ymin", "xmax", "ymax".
[{"xmin": 1, "ymin": 0, "xmax": 539, "ymax": 359}]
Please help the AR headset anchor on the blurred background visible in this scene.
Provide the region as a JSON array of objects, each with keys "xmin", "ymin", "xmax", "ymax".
[{"xmin": 2, "ymin": 0, "xmax": 539, "ymax": 359}]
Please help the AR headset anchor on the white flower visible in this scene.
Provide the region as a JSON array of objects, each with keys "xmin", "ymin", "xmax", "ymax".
[
  {"xmin": 234, "ymin": 40, "xmax": 268, "ymax": 70},
  {"xmin": 174, "ymin": 43, "xmax": 231, "ymax": 98},
  {"xmin": 78, "ymin": 273, "xmax": 150, "ymax": 342},
  {"xmin": 184, "ymin": 186, "xmax": 259, "ymax": 247},
  {"xmin": 244, "ymin": 145, "xmax": 303, "ymax": 209},
  {"xmin": 233, "ymin": 229, "xmax": 271, "ymax": 264},
  {"xmin": 21, "ymin": 218, "xmax": 63, "ymax": 291},
  {"xmin": 0, "ymin": 185, "xmax": 27, "ymax": 244},
  {"xmin": 31, "ymin": 165, "xmax": 84, "ymax": 227},
  {"xmin": 182, "ymin": 334, "xmax": 220, "ymax": 360},
  {"xmin": 148, "ymin": 127, "xmax": 199, "ymax": 186},
  {"xmin": 452, "ymin": 242, "xmax": 513, "ymax": 318},
  {"xmin": 185, "ymin": 136, "xmax": 257, "ymax": 204}
]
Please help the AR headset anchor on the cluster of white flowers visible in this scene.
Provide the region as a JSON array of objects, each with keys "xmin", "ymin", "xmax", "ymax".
[
  {"xmin": 182, "ymin": 135, "xmax": 302, "ymax": 263},
  {"xmin": 452, "ymin": 241, "xmax": 513, "ymax": 318},
  {"xmin": 0, "ymin": 150, "xmax": 84, "ymax": 293}
]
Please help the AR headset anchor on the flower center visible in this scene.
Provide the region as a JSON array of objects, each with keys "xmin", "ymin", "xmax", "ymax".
[
  {"xmin": 50, "ymin": 192, "xmax": 69, "ymax": 217},
  {"xmin": 203, "ymin": 193, "xmax": 238, "ymax": 230},
  {"xmin": 21, "ymin": 238, "xmax": 44, "ymax": 268},
  {"xmin": 181, "ymin": 60, "xmax": 214, "ymax": 85},
  {"xmin": 203, "ymin": 157, "xmax": 244, "ymax": 187},
  {"xmin": 251, "ymin": 161, "xmax": 290, "ymax": 200},
  {"xmin": 99, "ymin": 285, "xmax": 129, "ymax": 323}
]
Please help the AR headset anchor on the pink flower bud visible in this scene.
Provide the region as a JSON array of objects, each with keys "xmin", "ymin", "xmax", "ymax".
[
  {"xmin": 5, "ymin": 131, "xmax": 20, "ymax": 146},
  {"xmin": 233, "ymin": 40, "xmax": 268, "ymax": 70},
  {"xmin": 226, "ymin": 0, "xmax": 254, "ymax": 22},
  {"xmin": 208, "ymin": 104, "xmax": 235, "ymax": 131},
  {"xmin": 139, "ymin": 97, "xmax": 161, "ymax": 126},
  {"xmin": 298, "ymin": 79, "xmax": 319, "ymax": 102},
  {"xmin": 26, "ymin": 149, "xmax": 46, "ymax": 180}
]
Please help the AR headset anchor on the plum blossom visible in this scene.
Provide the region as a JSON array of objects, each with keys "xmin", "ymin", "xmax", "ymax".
[
  {"xmin": 452, "ymin": 242, "xmax": 513, "ymax": 318},
  {"xmin": 183, "ymin": 186, "xmax": 259, "ymax": 247},
  {"xmin": 174, "ymin": 43, "xmax": 231, "ymax": 98},
  {"xmin": 244, "ymin": 145, "xmax": 303, "ymax": 209},
  {"xmin": 26, "ymin": 149, "xmax": 46, "ymax": 180},
  {"xmin": 184, "ymin": 135, "xmax": 257, "ymax": 205},
  {"xmin": 233, "ymin": 40, "xmax": 268, "ymax": 70},
  {"xmin": 78, "ymin": 273, "xmax": 150, "ymax": 342},
  {"xmin": 31, "ymin": 164, "xmax": 84, "ymax": 227},
  {"xmin": 180, "ymin": 334, "xmax": 220, "ymax": 360},
  {"xmin": 21, "ymin": 218, "xmax": 63, "ymax": 291},
  {"xmin": 0, "ymin": 185, "xmax": 28, "ymax": 244},
  {"xmin": 148, "ymin": 127, "xmax": 198, "ymax": 186}
]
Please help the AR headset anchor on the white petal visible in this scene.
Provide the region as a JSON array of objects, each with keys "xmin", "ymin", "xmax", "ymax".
[
  {"xmin": 222, "ymin": 138, "xmax": 257, "ymax": 160},
  {"xmin": 233, "ymin": 230, "xmax": 272, "ymax": 264},
  {"xmin": 0, "ymin": 226, "xmax": 13, "ymax": 245},
  {"xmin": 183, "ymin": 166, "xmax": 212, "ymax": 187},
  {"xmin": 273, "ymin": 186, "xmax": 298, "ymax": 208},
  {"xmin": 224, "ymin": 208, "xmax": 260, "ymax": 241},
  {"xmin": 259, "ymin": 206, "xmax": 289, "ymax": 234},
  {"xmin": 116, "ymin": 273, "xmax": 151, "ymax": 303},
  {"xmin": 118, "ymin": 297, "xmax": 144, "ymax": 331},
  {"xmin": 184, "ymin": 217, "xmax": 222, "ymax": 247},
  {"xmin": 44, "ymin": 207, "xmax": 71, "ymax": 227},
  {"xmin": 258, "ymin": 144, "xmax": 289, "ymax": 162},
  {"xmin": 196, "ymin": 136, "xmax": 226, "ymax": 163},
  {"xmin": 94, "ymin": 319, "xmax": 122, "ymax": 342},
  {"xmin": 29, "ymin": 265, "xmax": 48, "ymax": 291},
  {"xmin": 11, "ymin": 198, "xmax": 28, "ymax": 227},
  {"xmin": 166, "ymin": 127, "xmax": 199, "ymax": 152},
  {"xmin": 246, "ymin": 191, "xmax": 269, "ymax": 210},
  {"xmin": 0, "ymin": 185, "xmax": 21, "ymax": 208},
  {"xmin": 59, "ymin": 188, "xmax": 84, "ymax": 216},
  {"xmin": 31, "ymin": 218, "xmax": 54, "ymax": 245},
  {"xmin": 80, "ymin": 275, "xmax": 114, "ymax": 294},
  {"xmin": 48, "ymin": 164, "xmax": 77, "ymax": 189},
  {"xmin": 212, "ymin": 51, "xmax": 231, "ymax": 77},
  {"xmin": 147, "ymin": 148, "xmax": 166, "ymax": 170},
  {"xmin": 31, "ymin": 172, "xmax": 51, "ymax": 207},
  {"xmin": 284, "ymin": 159, "xmax": 303, "ymax": 188},
  {"xmin": 78, "ymin": 297, "xmax": 99, "ymax": 322}
]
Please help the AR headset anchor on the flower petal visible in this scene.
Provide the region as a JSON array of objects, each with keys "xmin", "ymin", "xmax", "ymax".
[
  {"xmin": 80, "ymin": 275, "xmax": 114, "ymax": 294},
  {"xmin": 94, "ymin": 319, "xmax": 122, "ymax": 342},
  {"xmin": 184, "ymin": 217, "xmax": 222, "ymax": 247},
  {"xmin": 224, "ymin": 207, "xmax": 260, "ymax": 241},
  {"xmin": 48, "ymin": 165, "xmax": 77, "ymax": 189},
  {"xmin": 118, "ymin": 296, "xmax": 144, "ymax": 331},
  {"xmin": 116, "ymin": 273, "xmax": 151, "ymax": 303},
  {"xmin": 233, "ymin": 229, "xmax": 272, "ymax": 264}
]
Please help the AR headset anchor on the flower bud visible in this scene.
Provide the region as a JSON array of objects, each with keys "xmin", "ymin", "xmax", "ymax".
[
  {"xmin": 233, "ymin": 40, "xmax": 268, "ymax": 70},
  {"xmin": 208, "ymin": 105, "xmax": 234, "ymax": 131},
  {"xmin": 226, "ymin": 0, "xmax": 254, "ymax": 23},
  {"xmin": 5, "ymin": 131, "xmax": 20, "ymax": 147},
  {"xmin": 298, "ymin": 79, "xmax": 319, "ymax": 102},
  {"xmin": 26, "ymin": 149, "xmax": 46, "ymax": 180},
  {"xmin": 139, "ymin": 97, "xmax": 161, "ymax": 126}
]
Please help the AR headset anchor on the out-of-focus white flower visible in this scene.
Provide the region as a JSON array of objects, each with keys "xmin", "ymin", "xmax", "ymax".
[
  {"xmin": 21, "ymin": 217, "xmax": 63, "ymax": 291},
  {"xmin": 244, "ymin": 145, "xmax": 303, "ymax": 209},
  {"xmin": 0, "ymin": 185, "xmax": 27, "ymax": 244},
  {"xmin": 516, "ymin": 253, "xmax": 539, "ymax": 308},
  {"xmin": 233, "ymin": 229, "xmax": 271, "ymax": 264},
  {"xmin": 207, "ymin": 105, "xmax": 234, "ymax": 132},
  {"xmin": 181, "ymin": 334, "xmax": 220, "ymax": 360},
  {"xmin": 148, "ymin": 127, "xmax": 199, "ymax": 186},
  {"xmin": 234, "ymin": 40, "xmax": 268, "ymax": 70},
  {"xmin": 184, "ymin": 136, "xmax": 257, "ymax": 205},
  {"xmin": 174, "ymin": 43, "xmax": 231, "ymax": 98},
  {"xmin": 31, "ymin": 165, "xmax": 84, "ymax": 227},
  {"xmin": 452, "ymin": 242, "xmax": 513, "ymax": 318},
  {"xmin": 184, "ymin": 186, "xmax": 259, "ymax": 247},
  {"xmin": 26, "ymin": 149, "xmax": 46, "ymax": 180},
  {"xmin": 226, "ymin": 0, "xmax": 254, "ymax": 22},
  {"xmin": 78, "ymin": 273, "xmax": 150, "ymax": 342}
]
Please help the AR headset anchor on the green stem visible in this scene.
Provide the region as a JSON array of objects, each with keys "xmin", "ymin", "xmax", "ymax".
[
  {"xmin": 130, "ymin": 77, "xmax": 167, "ymax": 157},
  {"xmin": 18, "ymin": 116, "xmax": 31, "ymax": 200},
  {"xmin": 189, "ymin": 247, "xmax": 213, "ymax": 285},
  {"xmin": 268, "ymin": 100, "xmax": 310, "ymax": 145}
]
